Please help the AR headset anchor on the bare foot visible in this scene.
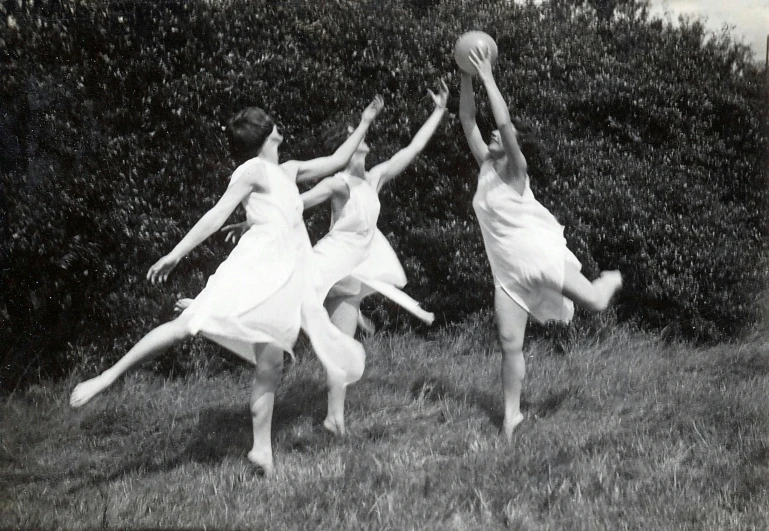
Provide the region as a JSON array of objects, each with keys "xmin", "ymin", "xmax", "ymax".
[
  {"xmin": 70, "ymin": 374, "xmax": 114, "ymax": 408},
  {"xmin": 503, "ymin": 412, "xmax": 525, "ymax": 440},
  {"xmin": 247, "ymin": 449, "xmax": 274, "ymax": 477},
  {"xmin": 600, "ymin": 270, "xmax": 623, "ymax": 290},
  {"xmin": 596, "ymin": 270, "xmax": 623, "ymax": 309},
  {"xmin": 323, "ymin": 416, "xmax": 346, "ymax": 437}
]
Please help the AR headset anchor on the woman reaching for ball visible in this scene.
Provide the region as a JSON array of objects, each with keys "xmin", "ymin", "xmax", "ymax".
[
  {"xmin": 458, "ymin": 43, "xmax": 622, "ymax": 439},
  {"xmin": 70, "ymin": 96, "xmax": 384, "ymax": 475},
  {"xmin": 303, "ymin": 80, "xmax": 448, "ymax": 436}
]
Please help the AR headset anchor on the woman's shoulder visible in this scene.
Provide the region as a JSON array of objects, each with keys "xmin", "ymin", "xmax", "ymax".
[
  {"xmin": 333, "ymin": 171, "xmax": 368, "ymax": 190},
  {"xmin": 234, "ymin": 157, "xmax": 270, "ymax": 173},
  {"xmin": 327, "ymin": 173, "xmax": 353, "ymax": 195},
  {"xmin": 231, "ymin": 158, "xmax": 277, "ymax": 186}
]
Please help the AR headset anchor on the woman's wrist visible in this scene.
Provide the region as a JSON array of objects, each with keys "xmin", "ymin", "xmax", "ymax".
[
  {"xmin": 477, "ymin": 71, "xmax": 493, "ymax": 86},
  {"xmin": 168, "ymin": 248, "xmax": 185, "ymax": 263}
]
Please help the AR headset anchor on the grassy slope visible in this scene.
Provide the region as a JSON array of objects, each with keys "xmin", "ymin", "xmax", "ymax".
[{"xmin": 2, "ymin": 317, "xmax": 768, "ymax": 530}]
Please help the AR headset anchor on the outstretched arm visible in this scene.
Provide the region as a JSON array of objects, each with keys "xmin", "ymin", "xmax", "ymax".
[
  {"xmin": 300, "ymin": 175, "xmax": 349, "ymax": 210},
  {"xmin": 147, "ymin": 166, "xmax": 265, "ymax": 284},
  {"xmin": 468, "ymin": 45, "xmax": 527, "ymax": 180},
  {"xmin": 459, "ymin": 72, "xmax": 489, "ymax": 167},
  {"xmin": 370, "ymin": 80, "xmax": 449, "ymax": 192},
  {"xmin": 286, "ymin": 96, "xmax": 384, "ymax": 184}
]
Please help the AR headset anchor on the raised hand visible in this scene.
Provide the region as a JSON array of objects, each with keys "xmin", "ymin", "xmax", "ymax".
[
  {"xmin": 428, "ymin": 79, "xmax": 450, "ymax": 110},
  {"xmin": 221, "ymin": 221, "xmax": 249, "ymax": 244},
  {"xmin": 468, "ymin": 44, "xmax": 494, "ymax": 81},
  {"xmin": 362, "ymin": 95, "xmax": 385, "ymax": 124},
  {"xmin": 147, "ymin": 254, "xmax": 180, "ymax": 284}
]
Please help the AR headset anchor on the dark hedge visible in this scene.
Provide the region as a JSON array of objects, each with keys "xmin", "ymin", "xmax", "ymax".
[{"xmin": 2, "ymin": 0, "xmax": 767, "ymax": 384}]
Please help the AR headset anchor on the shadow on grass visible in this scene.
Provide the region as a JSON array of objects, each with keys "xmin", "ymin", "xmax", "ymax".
[
  {"xmin": 62, "ymin": 408, "xmax": 253, "ymax": 494},
  {"xmin": 408, "ymin": 374, "xmax": 574, "ymax": 430},
  {"xmin": 61, "ymin": 376, "xmax": 333, "ymax": 493}
]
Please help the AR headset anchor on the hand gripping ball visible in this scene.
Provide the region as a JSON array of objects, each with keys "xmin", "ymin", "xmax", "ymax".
[{"xmin": 453, "ymin": 31, "xmax": 498, "ymax": 74}]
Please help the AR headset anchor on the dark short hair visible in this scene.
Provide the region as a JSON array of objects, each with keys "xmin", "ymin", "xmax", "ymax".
[
  {"xmin": 321, "ymin": 122, "xmax": 351, "ymax": 153},
  {"xmin": 511, "ymin": 117, "xmax": 534, "ymax": 143},
  {"xmin": 511, "ymin": 117, "xmax": 541, "ymax": 167},
  {"xmin": 225, "ymin": 107, "xmax": 274, "ymax": 165}
]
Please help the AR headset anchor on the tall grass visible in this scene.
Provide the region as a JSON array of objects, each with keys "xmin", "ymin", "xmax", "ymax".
[{"xmin": 2, "ymin": 317, "xmax": 768, "ymax": 530}]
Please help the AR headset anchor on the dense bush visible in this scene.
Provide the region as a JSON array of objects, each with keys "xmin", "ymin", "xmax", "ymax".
[{"xmin": 1, "ymin": 0, "xmax": 766, "ymax": 385}]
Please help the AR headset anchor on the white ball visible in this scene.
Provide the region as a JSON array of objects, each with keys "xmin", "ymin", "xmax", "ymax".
[{"xmin": 454, "ymin": 31, "xmax": 498, "ymax": 74}]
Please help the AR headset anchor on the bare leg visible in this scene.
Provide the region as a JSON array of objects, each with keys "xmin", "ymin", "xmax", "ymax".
[
  {"xmin": 248, "ymin": 343, "xmax": 284, "ymax": 476},
  {"xmin": 70, "ymin": 316, "xmax": 192, "ymax": 407},
  {"xmin": 494, "ymin": 286, "xmax": 528, "ymax": 440},
  {"xmin": 322, "ymin": 295, "xmax": 361, "ymax": 436},
  {"xmin": 356, "ymin": 311, "xmax": 376, "ymax": 336},
  {"xmin": 561, "ymin": 264, "xmax": 622, "ymax": 313}
]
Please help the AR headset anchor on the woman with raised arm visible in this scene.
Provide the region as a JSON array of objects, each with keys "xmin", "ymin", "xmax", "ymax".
[
  {"xmin": 459, "ymin": 46, "xmax": 622, "ymax": 439},
  {"xmin": 300, "ymin": 80, "xmax": 449, "ymax": 436},
  {"xmin": 70, "ymin": 96, "xmax": 384, "ymax": 475}
]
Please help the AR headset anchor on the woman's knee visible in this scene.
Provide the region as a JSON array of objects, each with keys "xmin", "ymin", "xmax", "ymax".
[
  {"xmin": 494, "ymin": 289, "xmax": 528, "ymax": 353},
  {"xmin": 496, "ymin": 309, "xmax": 526, "ymax": 352},
  {"xmin": 165, "ymin": 316, "xmax": 194, "ymax": 342},
  {"xmin": 498, "ymin": 325, "xmax": 525, "ymax": 354},
  {"xmin": 562, "ymin": 266, "xmax": 607, "ymax": 313},
  {"xmin": 326, "ymin": 295, "xmax": 360, "ymax": 314},
  {"xmin": 587, "ymin": 298, "xmax": 608, "ymax": 313},
  {"xmin": 326, "ymin": 296, "xmax": 359, "ymax": 334},
  {"xmin": 256, "ymin": 348, "xmax": 284, "ymax": 379}
]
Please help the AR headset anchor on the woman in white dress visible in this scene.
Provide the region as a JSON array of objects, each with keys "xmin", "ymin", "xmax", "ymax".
[
  {"xmin": 70, "ymin": 96, "xmax": 384, "ymax": 474},
  {"xmin": 299, "ymin": 80, "xmax": 449, "ymax": 436},
  {"xmin": 459, "ymin": 46, "xmax": 622, "ymax": 439}
]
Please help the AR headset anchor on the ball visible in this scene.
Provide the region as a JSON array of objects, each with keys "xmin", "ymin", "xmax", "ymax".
[{"xmin": 454, "ymin": 31, "xmax": 498, "ymax": 74}]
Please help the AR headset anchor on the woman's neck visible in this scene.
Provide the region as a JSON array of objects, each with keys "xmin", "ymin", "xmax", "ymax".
[
  {"xmin": 257, "ymin": 150, "xmax": 279, "ymax": 165},
  {"xmin": 345, "ymin": 154, "xmax": 366, "ymax": 177}
]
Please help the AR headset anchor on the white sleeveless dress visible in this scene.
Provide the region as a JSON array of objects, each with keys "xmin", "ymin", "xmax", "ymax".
[
  {"xmin": 311, "ymin": 173, "xmax": 380, "ymax": 301},
  {"xmin": 313, "ymin": 172, "xmax": 434, "ymax": 324},
  {"xmin": 181, "ymin": 159, "xmax": 365, "ymax": 385},
  {"xmin": 472, "ymin": 161, "xmax": 581, "ymax": 323}
]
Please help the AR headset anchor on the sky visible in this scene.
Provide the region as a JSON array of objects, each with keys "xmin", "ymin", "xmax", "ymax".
[
  {"xmin": 518, "ymin": 0, "xmax": 768, "ymax": 62},
  {"xmin": 646, "ymin": 0, "xmax": 769, "ymax": 61}
]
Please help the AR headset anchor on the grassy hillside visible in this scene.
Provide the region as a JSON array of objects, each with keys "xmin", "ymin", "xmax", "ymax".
[{"xmin": 3, "ymin": 319, "xmax": 768, "ymax": 529}]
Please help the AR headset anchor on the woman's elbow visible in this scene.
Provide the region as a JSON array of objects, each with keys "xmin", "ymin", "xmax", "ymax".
[{"xmin": 324, "ymin": 154, "xmax": 347, "ymax": 174}]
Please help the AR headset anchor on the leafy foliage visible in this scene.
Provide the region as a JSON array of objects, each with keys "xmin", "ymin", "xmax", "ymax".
[{"xmin": 1, "ymin": 0, "xmax": 767, "ymax": 384}]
